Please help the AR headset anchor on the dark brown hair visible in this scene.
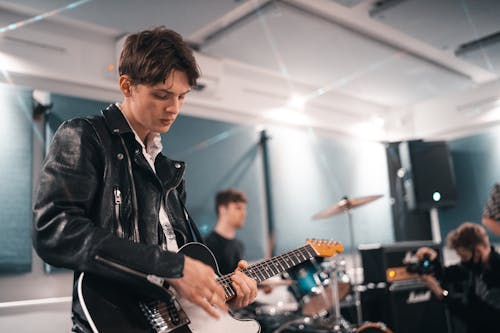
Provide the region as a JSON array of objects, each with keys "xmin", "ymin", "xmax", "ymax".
[
  {"xmin": 118, "ymin": 26, "xmax": 200, "ymax": 86},
  {"xmin": 446, "ymin": 222, "xmax": 489, "ymax": 250},
  {"xmin": 215, "ymin": 188, "xmax": 247, "ymax": 216}
]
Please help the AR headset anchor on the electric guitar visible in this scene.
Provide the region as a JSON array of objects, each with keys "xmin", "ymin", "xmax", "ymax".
[{"xmin": 78, "ymin": 239, "xmax": 343, "ymax": 333}]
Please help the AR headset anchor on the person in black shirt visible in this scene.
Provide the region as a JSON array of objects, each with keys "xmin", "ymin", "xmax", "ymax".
[
  {"xmin": 204, "ymin": 188, "xmax": 247, "ymax": 275},
  {"xmin": 417, "ymin": 222, "xmax": 500, "ymax": 333}
]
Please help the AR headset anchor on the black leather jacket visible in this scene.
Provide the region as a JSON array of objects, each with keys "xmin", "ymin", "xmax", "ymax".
[
  {"xmin": 441, "ymin": 247, "xmax": 500, "ymax": 332},
  {"xmin": 33, "ymin": 104, "xmax": 201, "ymax": 330}
]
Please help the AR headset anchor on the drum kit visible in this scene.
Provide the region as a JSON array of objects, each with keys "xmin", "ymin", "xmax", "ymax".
[{"xmin": 234, "ymin": 194, "xmax": 393, "ymax": 333}]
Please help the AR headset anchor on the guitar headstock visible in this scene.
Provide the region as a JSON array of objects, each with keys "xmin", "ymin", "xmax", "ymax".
[{"xmin": 307, "ymin": 239, "xmax": 344, "ymax": 257}]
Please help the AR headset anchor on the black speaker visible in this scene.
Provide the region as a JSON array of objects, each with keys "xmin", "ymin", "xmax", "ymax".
[
  {"xmin": 399, "ymin": 140, "xmax": 457, "ymax": 210},
  {"xmin": 340, "ymin": 286, "xmax": 392, "ymax": 327},
  {"xmin": 388, "ymin": 283, "xmax": 448, "ymax": 333},
  {"xmin": 386, "ymin": 142, "xmax": 432, "ymax": 241}
]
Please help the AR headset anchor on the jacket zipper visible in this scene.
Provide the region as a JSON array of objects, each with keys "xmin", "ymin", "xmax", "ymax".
[
  {"xmin": 113, "ymin": 186, "xmax": 124, "ymax": 238},
  {"xmin": 119, "ymin": 136, "xmax": 140, "ymax": 242}
]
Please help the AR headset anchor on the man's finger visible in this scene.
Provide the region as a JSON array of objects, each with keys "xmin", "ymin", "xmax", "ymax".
[
  {"xmin": 232, "ymin": 273, "xmax": 251, "ymax": 306},
  {"xmin": 237, "ymin": 260, "xmax": 249, "ymax": 269},
  {"xmin": 202, "ymin": 301, "xmax": 221, "ymax": 319},
  {"xmin": 194, "ymin": 295, "xmax": 222, "ymax": 319}
]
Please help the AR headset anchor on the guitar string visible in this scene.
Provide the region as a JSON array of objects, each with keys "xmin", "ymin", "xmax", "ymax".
[
  {"xmin": 216, "ymin": 249, "xmax": 310, "ymax": 298},
  {"xmin": 219, "ymin": 246, "xmax": 319, "ymax": 299},
  {"xmin": 219, "ymin": 252, "xmax": 312, "ymax": 299},
  {"xmin": 215, "ymin": 245, "xmax": 312, "ymax": 285},
  {"xmin": 215, "ymin": 243, "xmax": 330, "ymax": 293},
  {"xmin": 216, "ymin": 242, "xmax": 337, "ymax": 286}
]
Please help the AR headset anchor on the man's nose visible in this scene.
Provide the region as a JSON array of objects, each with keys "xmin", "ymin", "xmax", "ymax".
[{"xmin": 166, "ymin": 98, "xmax": 180, "ymax": 113}]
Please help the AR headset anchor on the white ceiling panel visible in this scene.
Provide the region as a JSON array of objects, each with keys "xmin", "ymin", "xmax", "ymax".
[
  {"xmin": 371, "ymin": 0, "xmax": 500, "ymax": 53},
  {"xmin": 335, "ymin": 51, "xmax": 474, "ymax": 106},
  {"xmin": 332, "ymin": 0, "xmax": 364, "ymax": 8},
  {"xmin": 0, "ymin": 0, "xmax": 244, "ymax": 36},
  {"xmin": 460, "ymin": 42, "xmax": 500, "ymax": 74},
  {"xmin": 202, "ymin": 1, "xmax": 473, "ymax": 106},
  {"xmin": 202, "ymin": 2, "xmax": 393, "ymax": 87}
]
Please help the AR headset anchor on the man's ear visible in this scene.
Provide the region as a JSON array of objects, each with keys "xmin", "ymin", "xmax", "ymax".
[{"xmin": 119, "ymin": 75, "xmax": 133, "ymax": 97}]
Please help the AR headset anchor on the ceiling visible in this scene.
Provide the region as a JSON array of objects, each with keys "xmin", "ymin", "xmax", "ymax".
[{"xmin": 1, "ymin": 0, "xmax": 500, "ymax": 141}]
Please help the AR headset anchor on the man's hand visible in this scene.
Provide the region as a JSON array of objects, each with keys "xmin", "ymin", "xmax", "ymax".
[
  {"xmin": 420, "ymin": 274, "xmax": 445, "ymax": 299},
  {"xmin": 416, "ymin": 247, "xmax": 438, "ymax": 261},
  {"xmin": 482, "ymin": 216, "xmax": 500, "ymax": 236},
  {"xmin": 166, "ymin": 256, "xmax": 228, "ymax": 319},
  {"xmin": 228, "ymin": 260, "xmax": 258, "ymax": 308}
]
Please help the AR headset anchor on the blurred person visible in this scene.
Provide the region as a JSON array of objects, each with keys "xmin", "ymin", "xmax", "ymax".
[
  {"xmin": 204, "ymin": 188, "xmax": 247, "ymax": 275},
  {"xmin": 482, "ymin": 183, "xmax": 500, "ymax": 236},
  {"xmin": 416, "ymin": 222, "xmax": 500, "ymax": 333}
]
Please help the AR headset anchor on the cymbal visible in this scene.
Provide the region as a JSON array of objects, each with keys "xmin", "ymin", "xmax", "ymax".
[{"xmin": 312, "ymin": 194, "xmax": 383, "ymax": 220}]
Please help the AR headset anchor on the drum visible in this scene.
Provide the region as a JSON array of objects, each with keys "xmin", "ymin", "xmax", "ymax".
[
  {"xmin": 288, "ymin": 260, "xmax": 326, "ymax": 297},
  {"xmin": 355, "ymin": 322, "xmax": 393, "ymax": 333},
  {"xmin": 286, "ymin": 259, "xmax": 351, "ymax": 317}
]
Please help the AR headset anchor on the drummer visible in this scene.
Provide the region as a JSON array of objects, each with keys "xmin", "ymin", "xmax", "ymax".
[
  {"xmin": 204, "ymin": 188, "xmax": 281, "ymax": 295},
  {"xmin": 204, "ymin": 188, "xmax": 248, "ymax": 275}
]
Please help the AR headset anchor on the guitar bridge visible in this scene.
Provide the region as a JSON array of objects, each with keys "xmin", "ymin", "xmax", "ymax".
[{"xmin": 139, "ymin": 299, "xmax": 190, "ymax": 333}]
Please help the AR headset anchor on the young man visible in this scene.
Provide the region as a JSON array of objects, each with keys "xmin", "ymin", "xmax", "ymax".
[
  {"xmin": 204, "ymin": 189, "xmax": 247, "ymax": 275},
  {"xmin": 482, "ymin": 183, "xmax": 500, "ymax": 236},
  {"xmin": 416, "ymin": 222, "xmax": 500, "ymax": 332},
  {"xmin": 33, "ymin": 27, "xmax": 257, "ymax": 332}
]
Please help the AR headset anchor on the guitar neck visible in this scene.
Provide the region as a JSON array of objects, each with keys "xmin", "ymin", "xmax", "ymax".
[{"xmin": 216, "ymin": 244, "xmax": 317, "ymax": 301}]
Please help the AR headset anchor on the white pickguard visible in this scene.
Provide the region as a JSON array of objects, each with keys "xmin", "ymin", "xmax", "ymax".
[{"xmin": 178, "ymin": 297, "xmax": 261, "ymax": 333}]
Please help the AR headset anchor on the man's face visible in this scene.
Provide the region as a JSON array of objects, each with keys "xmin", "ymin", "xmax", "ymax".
[
  {"xmin": 456, "ymin": 247, "xmax": 474, "ymax": 264},
  {"xmin": 126, "ymin": 69, "xmax": 191, "ymax": 135},
  {"xmin": 222, "ymin": 202, "xmax": 247, "ymax": 229}
]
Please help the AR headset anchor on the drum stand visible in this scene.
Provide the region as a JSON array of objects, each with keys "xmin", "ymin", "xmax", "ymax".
[
  {"xmin": 324, "ymin": 260, "xmax": 353, "ymax": 333},
  {"xmin": 345, "ymin": 208, "xmax": 363, "ymax": 326},
  {"xmin": 320, "ymin": 208, "xmax": 361, "ymax": 332}
]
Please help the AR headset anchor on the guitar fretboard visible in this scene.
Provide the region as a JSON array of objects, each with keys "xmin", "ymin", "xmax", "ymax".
[{"xmin": 216, "ymin": 244, "xmax": 317, "ymax": 300}]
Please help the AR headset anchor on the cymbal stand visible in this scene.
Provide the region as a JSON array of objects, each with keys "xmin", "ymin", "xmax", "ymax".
[
  {"xmin": 323, "ymin": 260, "xmax": 352, "ymax": 332},
  {"xmin": 346, "ymin": 206, "xmax": 362, "ymax": 326}
]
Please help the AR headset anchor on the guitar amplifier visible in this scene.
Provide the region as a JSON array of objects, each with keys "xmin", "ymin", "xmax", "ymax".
[
  {"xmin": 341, "ymin": 282, "xmax": 449, "ymax": 333},
  {"xmin": 387, "ymin": 282, "xmax": 449, "ymax": 333},
  {"xmin": 359, "ymin": 241, "xmax": 441, "ymax": 284}
]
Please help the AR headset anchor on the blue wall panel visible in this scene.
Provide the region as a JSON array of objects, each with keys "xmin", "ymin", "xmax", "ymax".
[
  {"xmin": 0, "ymin": 83, "xmax": 33, "ymax": 273},
  {"xmin": 266, "ymin": 127, "xmax": 393, "ymax": 254},
  {"xmin": 439, "ymin": 127, "xmax": 500, "ymax": 242}
]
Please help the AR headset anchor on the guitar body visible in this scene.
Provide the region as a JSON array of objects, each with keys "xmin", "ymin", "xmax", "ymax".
[{"xmin": 78, "ymin": 242, "xmax": 260, "ymax": 333}]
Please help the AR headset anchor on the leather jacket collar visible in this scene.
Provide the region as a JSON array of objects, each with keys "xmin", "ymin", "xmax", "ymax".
[{"xmin": 102, "ymin": 103, "xmax": 134, "ymax": 136}]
